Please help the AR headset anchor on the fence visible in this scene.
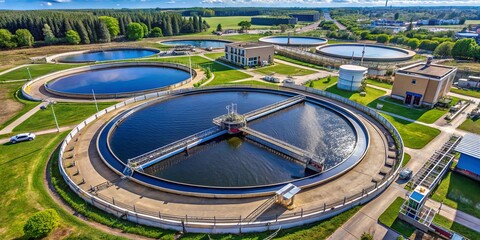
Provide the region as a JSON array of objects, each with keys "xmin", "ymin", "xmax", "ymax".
[{"xmin": 58, "ymin": 84, "xmax": 404, "ymax": 233}]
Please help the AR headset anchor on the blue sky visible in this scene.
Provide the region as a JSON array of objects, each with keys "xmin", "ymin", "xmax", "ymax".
[{"xmin": 0, "ymin": 0, "xmax": 478, "ymax": 10}]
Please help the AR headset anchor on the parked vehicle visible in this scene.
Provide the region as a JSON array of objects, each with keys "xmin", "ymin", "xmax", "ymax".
[
  {"xmin": 10, "ymin": 133, "xmax": 36, "ymax": 144},
  {"xmin": 399, "ymin": 168, "xmax": 413, "ymax": 180}
]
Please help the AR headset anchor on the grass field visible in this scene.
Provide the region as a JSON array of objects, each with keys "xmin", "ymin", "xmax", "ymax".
[
  {"xmin": 0, "ymin": 64, "xmax": 85, "ymax": 81},
  {"xmin": 227, "ymin": 80, "xmax": 278, "ymax": 87},
  {"xmin": 380, "ymin": 113, "xmax": 440, "ymax": 149},
  {"xmin": 366, "ymin": 79, "xmax": 393, "ymax": 89},
  {"xmin": 433, "ymin": 214, "xmax": 480, "ymax": 240},
  {"xmin": 402, "ymin": 153, "xmax": 411, "ymax": 167},
  {"xmin": 0, "ymin": 83, "xmax": 39, "ymax": 129},
  {"xmin": 431, "ymin": 171, "xmax": 480, "ymax": 219},
  {"xmin": 275, "ymin": 55, "xmax": 331, "ymax": 71},
  {"xmin": 204, "ymin": 52, "xmax": 225, "ymax": 59},
  {"xmin": 442, "ymin": 60, "xmax": 480, "ymax": 72},
  {"xmin": 0, "ymin": 133, "xmax": 123, "ymax": 239},
  {"xmin": 450, "ymin": 87, "xmax": 480, "ymax": 98},
  {"xmin": 458, "ymin": 117, "xmax": 480, "ymax": 134},
  {"xmin": 199, "ymin": 16, "xmax": 272, "ymax": 34},
  {"xmin": 307, "ymin": 76, "xmax": 338, "ymax": 90},
  {"xmin": 325, "ymin": 85, "xmax": 387, "ymax": 106},
  {"xmin": 378, "ymin": 197, "xmax": 416, "ymax": 238},
  {"xmin": 144, "ymin": 55, "xmax": 252, "ymax": 85},
  {"xmin": 13, "ymin": 102, "xmax": 116, "ymax": 133},
  {"xmin": 254, "ymin": 63, "xmax": 316, "ymax": 76}
]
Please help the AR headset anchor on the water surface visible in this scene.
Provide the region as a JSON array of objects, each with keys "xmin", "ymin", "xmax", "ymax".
[{"xmin": 57, "ymin": 49, "xmax": 157, "ymax": 62}]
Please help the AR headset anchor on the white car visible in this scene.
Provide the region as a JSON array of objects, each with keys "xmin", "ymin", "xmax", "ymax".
[{"xmin": 10, "ymin": 133, "xmax": 36, "ymax": 144}]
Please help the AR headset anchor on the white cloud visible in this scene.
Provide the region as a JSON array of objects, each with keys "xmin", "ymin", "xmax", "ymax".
[{"xmin": 46, "ymin": 2, "xmax": 52, "ymax": 6}]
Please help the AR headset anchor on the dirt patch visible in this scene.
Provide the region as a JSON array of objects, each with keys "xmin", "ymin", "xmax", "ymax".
[{"xmin": 0, "ymin": 83, "xmax": 23, "ymax": 127}]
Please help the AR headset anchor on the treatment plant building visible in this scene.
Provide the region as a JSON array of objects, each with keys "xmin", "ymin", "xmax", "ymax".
[
  {"xmin": 391, "ymin": 60, "xmax": 457, "ymax": 107},
  {"xmin": 224, "ymin": 42, "xmax": 274, "ymax": 67}
]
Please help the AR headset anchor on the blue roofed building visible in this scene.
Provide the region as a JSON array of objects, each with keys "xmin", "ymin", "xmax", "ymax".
[{"xmin": 454, "ymin": 133, "xmax": 480, "ymax": 181}]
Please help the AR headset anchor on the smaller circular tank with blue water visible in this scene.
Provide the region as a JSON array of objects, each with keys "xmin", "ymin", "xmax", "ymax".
[{"xmin": 55, "ymin": 48, "xmax": 159, "ymax": 63}]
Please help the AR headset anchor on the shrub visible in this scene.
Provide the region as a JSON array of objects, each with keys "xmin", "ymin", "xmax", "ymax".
[
  {"xmin": 23, "ymin": 209, "xmax": 59, "ymax": 239},
  {"xmin": 149, "ymin": 27, "xmax": 163, "ymax": 37},
  {"xmin": 65, "ymin": 30, "xmax": 81, "ymax": 45},
  {"xmin": 127, "ymin": 22, "xmax": 144, "ymax": 41},
  {"xmin": 406, "ymin": 38, "xmax": 421, "ymax": 50},
  {"xmin": 376, "ymin": 34, "xmax": 391, "ymax": 44},
  {"xmin": 360, "ymin": 232, "xmax": 374, "ymax": 240},
  {"xmin": 433, "ymin": 41, "xmax": 454, "ymax": 58}
]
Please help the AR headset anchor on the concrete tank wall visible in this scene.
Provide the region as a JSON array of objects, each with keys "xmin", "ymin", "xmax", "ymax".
[{"xmin": 337, "ymin": 65, "xmax": 368, "ymax": 91}]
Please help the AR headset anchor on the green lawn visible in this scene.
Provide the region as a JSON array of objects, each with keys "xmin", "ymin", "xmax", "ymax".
[
  {"xmin": 0, "ymin": 64, "xmax": 85, "ymax": 81},
  {"xmin": 254, "ymin": 63, "xmax": 316, "ymax": 76},
  {"xmin": 204, "ymin": 52, "xmax": 225, "ymax": 59},
  {"xmin": 378, "ymin": 197, "xmax": 416, "ymax": 238},
  {"xmin": 275, "ymin": 55, "xmax": 330, "ymax": 71},
  {"xmin": 458, "ymin": 117, "xmax": 480, "ymax": 134},
  {"xmin": 373, "ymin": 97, "xmax": 450, "ymax": 124},
  {"xmin": 450, "ymin": 87, "xmax": 480, "ymax": 98},
  {"xmin": 402, "ymin": 153, "xmax": 411, "ymax": 167},
  {"xmin": 433, "ymin": 214, "xmax": 480, "ymax": 240},
  {"xmin": 0, "ymin": 133, "xmax": 122, "ymax": 239},
  {"xmin": 431, "ymin": 171, "xmax": 480, "ymax": 219},
  {"xmin": 13, "ymin": 102, "xmax": 115, "ymax": 133},
  {"xmin": 307, "ymin": 76, "xmax": 338, "ymax": 90},
  {"xmin": 145, "ymin": 55, "xmax": 252, "ymax": 85},
  {"xmin": 201, "ymin": 16, "xmax": 272, "ymax": 33},
  {"xmin": 380, "ymin": 113, "xmax": 441, "ymax": 149},
  {"xmin": 366, "ymin": 79, "xmax": 393, "ymax": 90},
  {"xmin": 226, "ymin": 80, "xmax": 279, "ymax": 87},
  {"xmin": 325, "ymin": 85, "xmax": 387, "ymax": 106}
]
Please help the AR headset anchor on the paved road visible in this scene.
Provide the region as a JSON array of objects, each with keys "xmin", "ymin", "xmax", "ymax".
[
  {"xmin": 0, "ymin": 125, "xmax": 73, "ymax": 144},
  {"xmin": 426, "ymin": 199, "xmax": 480, "ymax": 232},
  {"xmin": 0, "ymin": 102, "xmax": 46, "ymax": 135},
  {"xmin": 324, "ymin": 12, "xmax": 346, "ymax": 30}
]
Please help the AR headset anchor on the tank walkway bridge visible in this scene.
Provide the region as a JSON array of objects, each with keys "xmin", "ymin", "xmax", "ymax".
[{"xmin": 124, "ymin": 94, "xmax": 324, "ymax": 174}]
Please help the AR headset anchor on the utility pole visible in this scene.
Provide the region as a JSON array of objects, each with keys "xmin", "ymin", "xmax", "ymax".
[
  {"xmin": 188, "ymin": 54, "xmax": 193, "ymax": 82},
  {"xmin": 45, "ymin": 99, "xmax": 60, "ymax": 132},
  {"xmin": 27, "ymin": 67, "xmax": 32, "ymax": 81},
  {"xmin": 92, "ymin": 89, "xmax": 99, "ymax": 112}
]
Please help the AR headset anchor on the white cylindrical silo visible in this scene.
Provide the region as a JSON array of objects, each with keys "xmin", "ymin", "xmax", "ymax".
[{"xmin": 337, "ymin": 65, "xmax": 368, "ymax": 91}]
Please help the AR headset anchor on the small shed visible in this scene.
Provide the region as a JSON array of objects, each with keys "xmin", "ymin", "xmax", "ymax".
[{"xmin": 454, "ymin": 133, "xmax": 480, "ymax": 180}]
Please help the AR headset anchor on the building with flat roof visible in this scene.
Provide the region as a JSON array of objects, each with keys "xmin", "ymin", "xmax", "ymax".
[
  {"xmin": 454, "ymin": 133, "xmax": 480, "ymax": 181},
  {"xmin": 224, "ymin": 42, "xmax": 274, "ymax": 67},
  {"xmin": 391, "ymin": 59, "xmax": 457, "ymax": 107}
]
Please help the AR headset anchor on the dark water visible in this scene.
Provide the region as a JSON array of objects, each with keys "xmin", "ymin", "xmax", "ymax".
[
  {"xmin": 319, "ymin": 45, "xmax": 408, "ymax": 59},
  {"xmin": 262, "ymin": 37, "xmax": 327, "ymax": 45},
  {"xmin": 57, "ymin": 49, "xmax": 157, "ymax": 62},
  {"xmin": 162, "ymin": 40, "xmax": 228, "ymax": 48},
  {"xmin": 46, "ymin": 66, "xmax": 190, "ymax": 95},
  {"xmin": 109, "ymin": 91, "xmax": 357, "ymax": 187}
]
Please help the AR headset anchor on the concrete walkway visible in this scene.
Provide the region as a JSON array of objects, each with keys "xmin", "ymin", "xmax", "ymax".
[
  {"xmin": 0, "ymin": 125, "xmax": 73, "ymax": 144},
  {"xmin": 0, "ymin": 102, "xmax": 46, "ymax": 135},
  {"xmin": 425, "ymin": 199, "xmax": 480, "ymax": 232}
]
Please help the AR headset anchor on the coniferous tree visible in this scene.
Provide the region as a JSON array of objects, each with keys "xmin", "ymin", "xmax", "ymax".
[
  {"xmin": 42, "ymin": 24, "xmax": 56, "ymax": 44},
  {"xmin": 96, "ymin": 21, "xmax": 111, "ymax": 43},
  {"xmin": 75, "ymin": 20, "xmax": 90, "ymax": 44}
]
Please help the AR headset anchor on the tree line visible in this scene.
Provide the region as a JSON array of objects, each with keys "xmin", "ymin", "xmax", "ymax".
[{"xmin": 0, "ymin": 10, "xmax": 209, "ymax": 49}]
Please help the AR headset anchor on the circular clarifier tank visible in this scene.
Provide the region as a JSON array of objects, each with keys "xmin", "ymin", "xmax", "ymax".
[
  {"xmin": 97, "ymin": 88, "xmax": 369, "ymax": 196},
  {"xmin": 161, "ymin": 39, "xmax": 232, "ymax": 48},
  {"xmin": 55, "ymin": 48, "xmax": 159, "ymax": 63},
  {"xmin": 316, "ymin": 44, "xmax": 415, "ymax": 62},
  {"xmin": 44, "ymin": 63, "xmax": 192, "ymax": 98},
  {"xmin": 259, "ymin": 36, "xmax": 328, "ymax": 46}
]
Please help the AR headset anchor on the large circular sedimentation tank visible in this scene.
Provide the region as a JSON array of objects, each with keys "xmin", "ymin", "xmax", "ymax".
[
  {"xmin": 44, "ymin": 63, "xmax": 192, "ymax": 98},
  {"xmin": 55, "ymin": 48, "xmax": 159, "ymax": 63},
  {"xmin": 97, "ymin": 88, "xmax": 369, "ymax": 196},
  {"xmin": 161, "ymin": 39, "xmax": 232, "ymax": 48},
  {"xmin": 337, "ymin": 65, "xmax": 368, "ymax": 91},
  {"xmin": 316, "ymin": 44, "xmax": 415, "ymax": 62},
  {"xmin": 259, "ymin": 36, "xmax": 328, "ymax": 46}
]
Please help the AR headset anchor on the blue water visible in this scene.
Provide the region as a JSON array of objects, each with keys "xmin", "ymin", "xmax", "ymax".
[
  {"xmin": 162, "ymin": 40, "xmax": 229, "ymax": 48},
  {"xmin": 262, "ymin": 37, "xmax": 327, "ymax": 45},
  {"xmin": 319, "ymin": 45, "xmax": 408, "ymax": 59},
  {"xmin": 109, "ymin": 91, "xmax": 357, "ymax": 187},
  {"xmin": 57, "ymin": 49, "xmax": 157, "ymax": 62},
  {"xmin": 46, "ymin": 66, "xmax": 190, "ymax": 95}
]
